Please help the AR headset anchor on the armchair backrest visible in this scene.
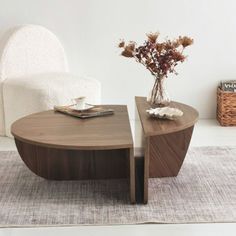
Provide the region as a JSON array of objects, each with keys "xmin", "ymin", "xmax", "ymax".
[
  {"xmin": 0, "ymin": 24, "xmax": 69, "ymax": 135},
  {"xmin": 0, "ymin": 24, "xmax": 68, "ymax": 80}
]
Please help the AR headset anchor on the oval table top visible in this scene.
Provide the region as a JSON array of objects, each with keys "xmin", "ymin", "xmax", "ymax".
[
  {"xmin": 135, "ymin": 97, "xmax": 199, "ymax": 136},
  {"xmin": 11, "ymin": 105, "xmax": 133, "ymax": 150}
]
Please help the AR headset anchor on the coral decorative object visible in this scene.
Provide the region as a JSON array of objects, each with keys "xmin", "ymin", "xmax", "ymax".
[{"xmin": 146, "ymin": 107, "xmax": 183, "ymax": 120}]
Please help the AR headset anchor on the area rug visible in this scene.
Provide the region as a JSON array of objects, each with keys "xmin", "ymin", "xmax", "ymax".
[{"xmin": 0, "ymin": 146, "xmax": 236, "ymax": 227}]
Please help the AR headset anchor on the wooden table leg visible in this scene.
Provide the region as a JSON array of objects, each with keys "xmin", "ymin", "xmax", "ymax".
[
  {"xmin": 129, "ymin": 147, "xmax": 136, "ymax": 204},
  {"xmin": 143, "ymin": 137, "xmax": 150, "ymax": 204}
]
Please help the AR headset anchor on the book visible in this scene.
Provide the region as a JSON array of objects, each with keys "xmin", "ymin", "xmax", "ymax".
[
  {"xmin": 220, "ymin": 80, "xmax": 236, "ymax": 92},
  {"xmin": 54, "ymin": 105, "xmax": 114, "ymax": 119}
]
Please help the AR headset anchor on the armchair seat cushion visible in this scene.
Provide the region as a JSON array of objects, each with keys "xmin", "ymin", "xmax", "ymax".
[{"xmin": 3, "ymin": 72, "xmax": 101, "ymax": 137}]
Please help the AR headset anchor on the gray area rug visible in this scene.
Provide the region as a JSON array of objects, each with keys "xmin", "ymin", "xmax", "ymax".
[{"xmin": 0, "ymin": 146, "xmax": 236, "ymax": 227}]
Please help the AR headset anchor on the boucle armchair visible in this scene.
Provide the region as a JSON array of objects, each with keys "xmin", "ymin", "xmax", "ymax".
[{"xmin": 0, "ymin": 25, "xmax": 101, "ymax": 137}]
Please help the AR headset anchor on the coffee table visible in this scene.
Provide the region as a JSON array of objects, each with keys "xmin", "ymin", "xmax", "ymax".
[
  {"xmin": 11, "ymin": 105, "xmax": 135, "ymax": 203},
  {"xmin": 135, "ymin": 97, "xmax": 199, "ymax": 203}
]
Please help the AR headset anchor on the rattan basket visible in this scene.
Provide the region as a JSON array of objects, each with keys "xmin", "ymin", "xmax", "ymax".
[{"xmin": 217, "ymin": 87, "xmax": 236, "ymax": 126}]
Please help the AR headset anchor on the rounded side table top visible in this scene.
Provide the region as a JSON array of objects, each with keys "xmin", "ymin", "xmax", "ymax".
[
  {"xmin": 11, "ymin": 105, "xmax": 133, "ymax": 150},
  {"xmin": 135, "ymin": 97, "xmax": 199, "ymax": 136}
]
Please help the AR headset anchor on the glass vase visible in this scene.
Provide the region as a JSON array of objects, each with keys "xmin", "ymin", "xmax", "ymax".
[{"xmin": 147, "ymin": 78, "xmax": 170, "ymax": 107}]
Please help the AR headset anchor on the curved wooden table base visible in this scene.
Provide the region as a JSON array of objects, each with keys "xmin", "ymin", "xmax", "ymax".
[
  {"xmin": 15, "ymin": 139, "xmax": 131, "ymax": 180},
  {"xmin": 149, "ymin": 126, "xmax": 194, "ymax": 178}
]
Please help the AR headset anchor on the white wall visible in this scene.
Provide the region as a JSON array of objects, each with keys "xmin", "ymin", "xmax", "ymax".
[{"xmin": 1, "ymin": 0, "xmax": 236, "ymax": 119}]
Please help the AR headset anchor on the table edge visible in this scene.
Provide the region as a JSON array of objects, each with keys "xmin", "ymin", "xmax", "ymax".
[{"xmin": 12, "ymin": 134, "xmax": 133, "ymax": 150}]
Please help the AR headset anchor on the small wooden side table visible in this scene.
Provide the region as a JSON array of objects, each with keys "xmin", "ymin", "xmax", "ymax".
[{"xmin": 135, "ymin": 97, "xmax": 199, "ymax": 203}]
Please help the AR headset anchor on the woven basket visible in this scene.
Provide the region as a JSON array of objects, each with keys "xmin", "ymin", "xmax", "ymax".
[{"xmin": 217, "ymin": 87, "xmax": 236, "ymax": 126}]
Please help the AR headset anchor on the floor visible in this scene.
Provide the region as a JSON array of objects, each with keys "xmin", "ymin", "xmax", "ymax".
[{"xmin": 0, "ymin": 119, "xmax": 236, "ymax": 236}]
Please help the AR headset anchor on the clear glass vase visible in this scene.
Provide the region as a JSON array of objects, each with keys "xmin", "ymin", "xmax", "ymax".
[{"xmin": 147, "ymin": 78, "xmax": 170, "ymax": 107}]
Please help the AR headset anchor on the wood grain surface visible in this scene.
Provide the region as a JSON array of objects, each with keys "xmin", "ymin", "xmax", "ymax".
[
  {"xmin": 15, "ymin": 139, "xmax": 129, "ymax": 180},
  {"xmin": 149, "ymin": 126, "xmax": 194, "ymax": 177},
  {"xmin": 11, "ymin": 105, "xmax": 133, "ymax": 150}
]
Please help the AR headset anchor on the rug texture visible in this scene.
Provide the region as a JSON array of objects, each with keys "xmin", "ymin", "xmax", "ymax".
[{"xmin": 0, "ymin": 147, "xmax": 236, "ymax": 226}]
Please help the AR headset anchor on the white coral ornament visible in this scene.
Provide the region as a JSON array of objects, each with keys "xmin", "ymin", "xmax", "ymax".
[{"xmin": 146, "ymin": 107, "xmax": 183, "ymax": 120}]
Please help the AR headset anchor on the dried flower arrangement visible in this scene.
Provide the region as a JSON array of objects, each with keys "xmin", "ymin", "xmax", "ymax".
[{"xmin": 118, "ymin": 32, "xmax": 193, "ymax": 106}]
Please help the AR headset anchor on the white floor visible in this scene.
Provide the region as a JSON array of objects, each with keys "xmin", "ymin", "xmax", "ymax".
[{"xmin": 0, "ymin": 119, "xmax": 236, "ymax": 236}]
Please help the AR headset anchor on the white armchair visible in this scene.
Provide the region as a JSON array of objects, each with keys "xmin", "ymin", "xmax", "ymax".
[{"xmin": 0, "ymin": 25, "xmax": 101, "ymax": 137}]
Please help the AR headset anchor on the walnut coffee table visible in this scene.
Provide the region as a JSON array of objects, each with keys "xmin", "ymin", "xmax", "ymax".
[
  {"xmin": 11, "ymin": 105, "xmax": 135, "ymax": 203},
  {"xmin": 135, "ymin": 97, "xmax": 199, "ymax": 203}
]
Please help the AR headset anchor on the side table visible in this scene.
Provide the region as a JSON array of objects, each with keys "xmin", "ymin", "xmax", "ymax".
[{"xmin": 135, "ymin": 97, "xmax": 199, "ymax": 203}]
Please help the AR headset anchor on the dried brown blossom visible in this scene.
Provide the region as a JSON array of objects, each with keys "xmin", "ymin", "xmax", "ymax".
[
  {"xmin": 118, "ymin": 40, "xmax": 125, "ymax": 48},
  {"xmin": 121, "ymin": 50, "xmax": 133, "ymax": 58},
  {"xmin": 120, "ymin": 42, "xmax": 136, "ymax": 58},
  {"xmin": 146, "ymin": 32, "xmax": 159, "ymax": 44},
  {"xmin": 126, "ymin": 42, "xmax": 136, "ymax": 51},
  {"xmin": 178, "ymin": 36, "xmax": 194, "ymax": 48},
  {"xmin": 119, "ymin": 32, "xmax": 193, "ymax": 78},
  {"xmin": 155, "ymin": 43, "xmax": 165, "ymax": 53}
]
